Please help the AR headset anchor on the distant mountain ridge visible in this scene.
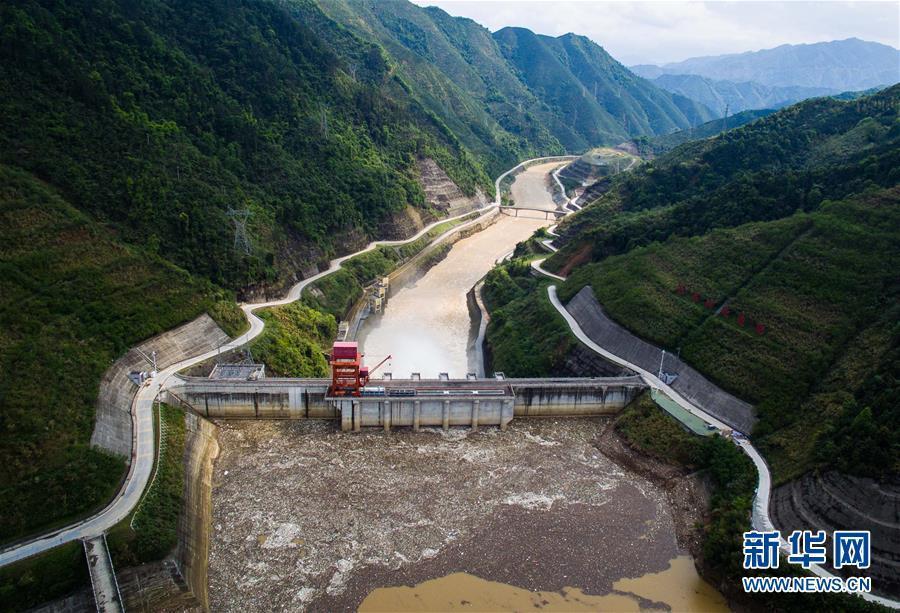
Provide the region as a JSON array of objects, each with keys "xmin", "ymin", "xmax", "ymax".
[
  {"xmin": 318, "ymin": 1, "xmax": 717, "ymax": 156},
  {"xmin": 632, "ymin": 38, "xmax": 900, "ymax": 91},
  {"xmin": 648, "ymin": 73, "xmax": 835, "ymax": 115},
  {"xmin": 639, "ymin": 108, "xmax": 777, "ymax": 155},
  {"xmin": 492, "ymin": 28, "xmax": 715, "ymax": 146}
]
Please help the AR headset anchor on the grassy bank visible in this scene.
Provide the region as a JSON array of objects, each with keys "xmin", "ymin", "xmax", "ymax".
[
  {"xmin": 482, "ymin": 259, "xmax": 575, "ymax": 376},
  {"xmin": 301, "ymin": 212, "xmax": 480, "ymax": 319},
  {"xmin": 556, "ymin": 189, "xmax": 900, "ymax": 480},
  {"xmin": 107, "ymin": 403, "xmax": 186, "ymax": 567},
  {"xmin": 251, "ymin": 304, "xmax": 336, "ymax": 378},
  {"xmin": 0, "ymin": 541, "xmax": 87, "ymax": 611}
]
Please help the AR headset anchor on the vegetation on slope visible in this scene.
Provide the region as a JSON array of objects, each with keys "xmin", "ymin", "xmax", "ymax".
[
  {"xmin": 252, "ymin": 304, "xmax": 336, "ymax": 378},
  {"xmin": 557, "ymin": 188, "xmax": 900, "ymax": 480},
  {"xmin": 647, "ymin": 73, "xmax": 833, "ymax": 116},
  {"xmin": 0, "ymin": 541, "xmax": 87, "ymax": 611},
  {"xmin": 493, "ymin": 28, "xmax": 715, "ymax": 148},
  {"xmin": 0, "ymin": 0, "xmax": 490, "ymax": 292},
  {"xmin": 617, "ymin": 395, "xmax": 884, "ymax": 612},
  {"xmin": 635, "ymin": 108, "xmax": 776, "ymax": 156},
  {"xmin": 108, "ymin": 403, "xmax": 186, "ymax": 567},
  {"xmin": 320, "ymin": 1, "xmax": 715, "ymax": 164},
  {"xmin": 549, "ymin": 86, "xmax": 899, "ymax": 270},
  {"xmin": 318, "ymin": 0, "xmax": 565, "ymax": 174},
  {"xmin": 482, "ymin": 260, "xmax": 575, "ymax": 376},
  {"xmin": 0, "ymin": 165, "xmax": 235, "ymax": 543}
]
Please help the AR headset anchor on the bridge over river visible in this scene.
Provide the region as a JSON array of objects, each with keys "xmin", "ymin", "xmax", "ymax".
[{"xmin": 165, "ymin": 374, "xmax": 646, "ymax": 431}]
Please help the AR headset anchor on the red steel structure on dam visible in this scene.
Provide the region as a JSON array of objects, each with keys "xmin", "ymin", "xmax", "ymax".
[{"xmin": 328, "ymin": 341, "xmax": 391, "ymax": 397}]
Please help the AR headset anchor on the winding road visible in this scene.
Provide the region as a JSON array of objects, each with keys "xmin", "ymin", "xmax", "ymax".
[
  {"xmin": 543, "ymin": 284, "xmax": 898, "ymax": 608},
  {"xmin": 529, "ymin": 161, "xmax": 898, "ymax": 608},
  {"xmin": 0, "ymin": 156, "xmax": 574, "ymax": 569}
]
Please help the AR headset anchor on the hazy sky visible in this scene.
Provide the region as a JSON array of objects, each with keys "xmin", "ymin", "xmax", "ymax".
[{"xmin": 409, "ymin": 1, "xmax": 900, "ymax": 65}]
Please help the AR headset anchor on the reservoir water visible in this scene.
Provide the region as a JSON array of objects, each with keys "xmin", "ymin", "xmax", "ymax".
[{"xmin": 358, "ymin": 161, "xmax": 564, "ymax": 377}]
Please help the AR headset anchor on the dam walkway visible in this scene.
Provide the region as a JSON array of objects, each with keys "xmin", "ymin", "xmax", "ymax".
[{"xmin": 165, "ymin": 375, "xmax": 647, "ymax": 432}]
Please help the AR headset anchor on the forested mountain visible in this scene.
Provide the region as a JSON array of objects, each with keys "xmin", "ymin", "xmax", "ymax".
[
  {"xmin": 319, "ymin": 1, "xmax": 715, "ymax": 156},
  {"xmin": 315, "ymin": 0, "xmax": 564, "ymax": 173},
  {"xmin": 492, "ymin": 28, "xmax": 715, "ymax": 147},
  {"xmin": 516, "ymin": 86, "xmax": 900, "ymax": 481},
  {"xmin": 633, "ymin": 38, "xmax": 900, "ymax": 91},
  {"xmin": 0, "ymin": 0, "xmax": 716, "ymax": 301},
  {"xmin": 552, "ymin": 86, "xmax": 900, "ymax": 261},
  {"xmin": 0, "ymin": 0, "xmax": 494, "ymax": 294},
  {"xmin": 648, "ymin": 73, "xmax": 834, "ymax": 115}
]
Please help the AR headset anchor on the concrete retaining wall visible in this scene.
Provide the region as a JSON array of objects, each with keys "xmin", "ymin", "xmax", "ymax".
[
  {"xmin": 566, "ymin": 286, "xmax": 756, "ymax": 433},
  {"xmin": 510, "ymin": 381, "xmax": 638, "ymax": 416},
  {"xmin": 174, "ymin": 412, "xmax": 218, "ymax": 610},
  {"xmin": 91, "ymin": 314, "xmax": 230, "ymax": 458},
  {"xmin": 165, "ymin": 379, "xmax": 337, "ymax": 420}
]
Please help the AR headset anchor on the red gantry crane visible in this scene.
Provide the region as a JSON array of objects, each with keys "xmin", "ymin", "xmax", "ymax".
[{"xmin": 328, "ymin": 341, "xmax": 391, "ymax": 396}]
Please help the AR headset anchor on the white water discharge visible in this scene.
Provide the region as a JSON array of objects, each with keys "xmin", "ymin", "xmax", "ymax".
[{"xmin": 359, "ymin": 162, "xmax": 564, "ymax": 378}]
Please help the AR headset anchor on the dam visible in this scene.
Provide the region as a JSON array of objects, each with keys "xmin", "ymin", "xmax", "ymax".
[{"xmin": 165, "ymin": 373, "xmax": 646, "ymax": 431}]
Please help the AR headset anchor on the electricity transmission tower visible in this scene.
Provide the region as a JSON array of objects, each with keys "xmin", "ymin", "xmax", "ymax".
[{"xmin": 227, "ymin": 208, "xmax": 252, "ymax": 255}]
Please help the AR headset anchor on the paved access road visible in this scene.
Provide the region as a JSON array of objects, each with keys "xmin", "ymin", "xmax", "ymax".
[
  {"xmin": 546, "ymin": 284, "xmax": 899, "ymax": 610},
  {"xmin": 0, "ymin": 156, "xmax": 577, "ymax": 569}
]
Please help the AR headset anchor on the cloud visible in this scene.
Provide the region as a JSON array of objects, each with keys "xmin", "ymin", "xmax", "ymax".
[{"xmin": 409, "ymin": 0, "xmax": 900, "ymax": 65}]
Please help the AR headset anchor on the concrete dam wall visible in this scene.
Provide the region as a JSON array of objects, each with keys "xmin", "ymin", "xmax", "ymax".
[{"xmin": 165, "ymin": 376, "xmax": 646, "ymax": 431}]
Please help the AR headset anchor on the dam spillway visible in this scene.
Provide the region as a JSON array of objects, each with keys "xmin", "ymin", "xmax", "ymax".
[{"xmin": 164, "ymin": 375, "xmax": 646, "ymax": 431}]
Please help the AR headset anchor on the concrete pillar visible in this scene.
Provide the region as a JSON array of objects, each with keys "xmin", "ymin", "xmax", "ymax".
[
  {"xmin": 353, "ymin": 401, "xmax": 361, "ymax": 432},
  {"xmin": 383, "ymin": 402, "xmax": 390, "ymax": 433},
  {"xmin": 472, "ymin": 399, "xmax": 480, "ymax": 431},
  {"xmin": 340, "ymin": 400, "xmax": 352, "ymax": 432},
  {"xmin": 413, "ymin": 400, "xmax": 420, "ymax": 431},
  {"xmin": 442, "ymin": 400, "xmax": 450, "ymax": 431},
  {"xmin": 501, "ymin": 399, "xmax": 513, "ymax": 431}
]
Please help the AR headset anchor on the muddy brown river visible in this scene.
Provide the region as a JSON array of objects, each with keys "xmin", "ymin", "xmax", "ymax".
[
  {"xmin": 207, "ymin": 163, "xmax": 728, "ymax": 611},
  {"xmin": 357, "ymin": 162, "xmax": 564, "ymax": 378}
]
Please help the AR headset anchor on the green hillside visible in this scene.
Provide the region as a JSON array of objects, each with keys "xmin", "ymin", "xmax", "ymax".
[
  {"xmin": 493, "ymin": 28, "xmax": 716, "ymax": 149},
  {"xmin": 549, "ymin": 86, "xmax": 900, "ymax": 271},
  {"xmin": 0, "ymin": 164, "xmax": 240, "ymax": 542},
  {"xmin": 558, "ymin": 189, "xmax": 899, "ymax": 479},
  {"xmin": 0, "ymin": 0, "xmax": 489, "ymax": 293},
  {"xmin": 492, "ymin": 87, "xmax": 900, "ymax": 481},
  {"xmin": 320, "ymin": 2, "xmax": 716, "ymax": 159},
  {"xmin": 316, "ymin": 0, "xmax": 565, "ymax": 174}
]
